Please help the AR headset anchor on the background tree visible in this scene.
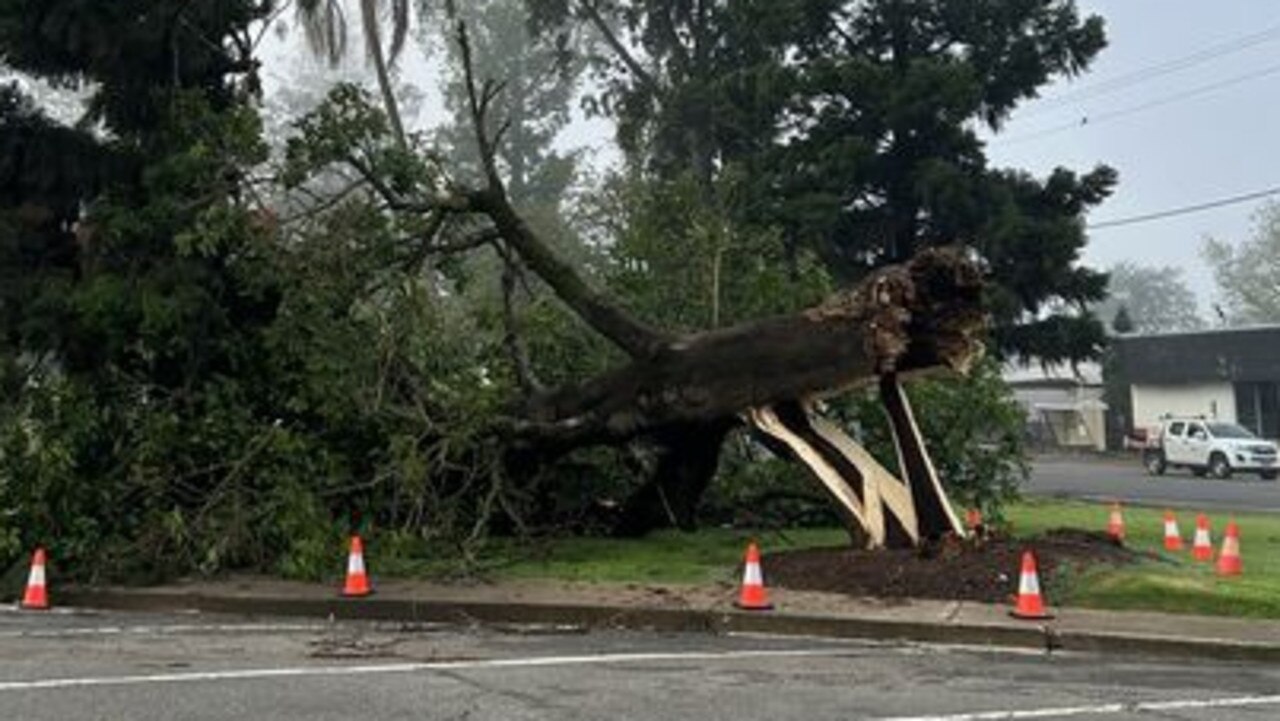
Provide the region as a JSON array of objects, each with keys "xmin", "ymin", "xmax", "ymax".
[
  {"xmin": 0, "ymin": 0, "xmax": 290, "ymax": 575},
  {"xmin": 1092, "ymin": 261, "xmax": 1203, "ymax": 335},
  {"xmin": 1111, "ymin": 306, "xmax": 1134, "ymax": 334},
  {"xmin": 527, "ymin": 0, "xmax": 1113, "ymax": 365},
  {"xmin": 1203, "ymin": 202, "xmax": 1280, "ymax": 324}
]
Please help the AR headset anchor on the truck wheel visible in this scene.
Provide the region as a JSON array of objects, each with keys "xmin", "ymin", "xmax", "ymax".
[
  {"xmin": 1144, "ymin": 450, "xmax": 1167, "ymax": 476},
  {"xmin": 1261, "ymin": 470, "xmax": 1277, "ymax": 481},
  {"xmin": 1209, "ymin": 453, "xmax": 1232, "ymax": 479}
]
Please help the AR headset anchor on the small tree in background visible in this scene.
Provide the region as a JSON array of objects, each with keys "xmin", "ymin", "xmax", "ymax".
[
  {"xmin": 1111, "ymin": 306, "xmax": 1134, "ymax": 334},
  {"xmin": 1094, "ymin": 262, "xmax": 1204, "ymax": 334},
  {"xmin": 1204, "ymin": 203, "xmax": 1280, "ymax": 324}
]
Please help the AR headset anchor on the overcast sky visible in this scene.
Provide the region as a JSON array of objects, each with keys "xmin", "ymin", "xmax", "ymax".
[{"xmin": 985, "ymin": 1, "xmax": 1280, "ymax": 311}]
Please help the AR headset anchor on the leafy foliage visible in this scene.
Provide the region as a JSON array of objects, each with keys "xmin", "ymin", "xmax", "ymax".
[
  {"xmin": 601, "ymin": 171, "xmax": 833, "ymax": 331},
  {"xmin": 843, "ymin": 360, "xmax": 1029, "ymax": 518}
]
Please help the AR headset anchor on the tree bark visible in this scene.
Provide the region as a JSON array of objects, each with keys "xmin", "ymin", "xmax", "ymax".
[{"xmin": 511, "ymin": 247, "xmax": 986, "ymax": 448}]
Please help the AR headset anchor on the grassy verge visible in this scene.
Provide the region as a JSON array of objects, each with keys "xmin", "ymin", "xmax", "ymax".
[
  {"xmin": 376, "ymin": 498, "xmax": 1280, "ymax": 619},
  {"xmin": 376, "ymin": 527, "xmax": 847, "ymax": 586},
  {"xmin": 492, "ymin": 527, "xmax": 849, "ymax": 585},
  {"xmin": 1007, "ymin": 498, "xmax": 1280, "ymax": 619}
]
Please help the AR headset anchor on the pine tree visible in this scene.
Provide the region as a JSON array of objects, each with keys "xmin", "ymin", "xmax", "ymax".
[{"xmin": 1112, "ymin": 306, "xmax": 1135, "ymax": 334}]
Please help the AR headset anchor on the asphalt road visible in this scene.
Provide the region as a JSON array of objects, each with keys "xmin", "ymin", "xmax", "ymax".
[
  {"xmin": 2, "ymin": 607, "xmax": 1279, "ymax": 720},
  {"xmin": 1027, "ymin": 457, "xmax": 1280, "ymax": 512}
]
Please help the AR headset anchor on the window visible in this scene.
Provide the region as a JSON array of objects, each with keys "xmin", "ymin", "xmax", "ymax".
[
  {"xmin": 1169, "ymin": 422, "xmax": 1186, "ymax": 436},
  {"xmin": 1235, "ymin": 382, "xmax": 1280, "ymax": 439},
  {"xmin": 1187, "ymin": 423, "xmax": 1206, "ymax": 440},
  {"xmin": 1207, "ymin": 422, "xmax": 1256, "ymax": 439}
]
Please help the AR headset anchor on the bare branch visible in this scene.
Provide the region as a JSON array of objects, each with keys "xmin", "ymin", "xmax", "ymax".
[
  {"xmin": 434, "ymin": 18, "xmax": 672, "ymax": 359},
  {"xmin": 473, "ymin": 189, "xmax": 672, "ymax": 359},
  {"xmin": 456, "ymin": 20, "xmax": 505, "ymax": 190}
]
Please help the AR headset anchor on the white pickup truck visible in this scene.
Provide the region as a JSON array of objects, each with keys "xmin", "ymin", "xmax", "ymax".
[{"xmin": 1142, "ymin": 416, "xmax": 1278, "ymax": 480}]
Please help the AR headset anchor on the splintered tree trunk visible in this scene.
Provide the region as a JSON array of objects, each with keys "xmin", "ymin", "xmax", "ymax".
[
  {"xmin": 879, "ymin": 374, "xmax": 966, "ymax": 540},
  {"xmin": 750, "ymin": 400, "xmax": 922, "ymax": 548},
  {"xmin": 507, "ymin": 248, "xmax": 986, "ymax": 541}
]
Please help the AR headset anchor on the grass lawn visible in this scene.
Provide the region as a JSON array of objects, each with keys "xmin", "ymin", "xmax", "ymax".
[
  {"xmin": 483, "ymin": 527, "xmax": 849, "ymax": 586},
  {"xmin": 1007, "ymin": 498, "xmax": 1280, "ymax": 619}
]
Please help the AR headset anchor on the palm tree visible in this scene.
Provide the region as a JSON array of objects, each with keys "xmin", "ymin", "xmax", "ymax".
[{"xmin": 295, "ymin": 0, "xmax": 411, "ymax": 149}]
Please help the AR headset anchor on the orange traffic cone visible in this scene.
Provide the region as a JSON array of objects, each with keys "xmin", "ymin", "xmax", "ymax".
[
  {"xmin": 342, "ymin": 535, "xmax": 372, "ymax": 597},
  {"xmin": 1107, "ymin": 502, "xmax": 1125, "ymax": 542},
  {"xmin": 1191, "ymin": 514, "xmax": 1214, "ymax": 562},
  {"xmin": 20, "ymin": 547, "xmax": 49, "ymax": 610},
  {"xmin": 734, "ymin": 542, "xmax": 773, "ymax": 610},
  {"xmin": 1010, "ymin": 550, "xmax": 1052, "ymax": 620},
  {"xmin": 1216, "ymin": 520, "xmax": 1242, "ymax": 576},
  {"xmin": 1162, "ymin": 510, "xmax": 1183, "ymax": 551}
]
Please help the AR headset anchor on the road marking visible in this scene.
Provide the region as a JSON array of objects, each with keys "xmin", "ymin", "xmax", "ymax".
[
  {"xmin": 871, "ymin": 694, "xmax": 1280, "ymax": 720},
  {"xmin": 724, "ymin": 633, "xmax": 1057, "ymax": 658},
  {"xmin": 0, "ymin": 648, "xmax": 851, "ymax": 692}
]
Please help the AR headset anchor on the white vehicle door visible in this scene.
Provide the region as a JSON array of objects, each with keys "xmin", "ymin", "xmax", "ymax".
[
  {"xmin": 1164, "ymin": 422, "xmax": 1187, "ymax": 463},
  {"xmin": 1183, "ymin": 422, "xmax": 1211, "ymax": 466}
]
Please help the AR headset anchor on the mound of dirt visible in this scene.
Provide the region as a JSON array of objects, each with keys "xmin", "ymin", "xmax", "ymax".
[{"xmin": 764, "ymin": 528, "xmax": 1148, "ymax": 604}]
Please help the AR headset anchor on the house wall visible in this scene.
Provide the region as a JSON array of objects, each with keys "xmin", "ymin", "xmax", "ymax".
[
  {"xmin": 1130, "ymin": 382, "xmax": 1237, "ymax": 431},
  {"xmin": 1007, "ymin": 383, "xmax": 1108, "ymax": 451}
]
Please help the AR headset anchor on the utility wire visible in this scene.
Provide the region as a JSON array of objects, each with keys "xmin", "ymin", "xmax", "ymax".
[
  {"xmin": 1088, "ymin": 186, "xmax": 1280, "ymax": 230},
  {"xmin": 993, "ymin": 61, "xmax": 1280, "ymax": 147},
  {"xmin": 1023, "ymin": 21, "xmax": 1280, "ymax": 117}
]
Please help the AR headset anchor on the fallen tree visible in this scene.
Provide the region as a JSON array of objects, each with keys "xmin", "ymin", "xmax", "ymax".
[
  {"xmin": 289, "ymin": 19, "xmax": 989, "ymax": 548},
  {"xmin": 505, "ymin": 247, "xmax": 986, "ymax": 545}
]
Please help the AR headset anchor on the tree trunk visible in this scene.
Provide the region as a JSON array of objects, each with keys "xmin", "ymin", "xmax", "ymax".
[
  {"xmin": 511, "ymin": 247, "xmax": 985, "ymax": 448},
  {"xmin": 613, "ymin": 418, "xmax": 736, "ymax": 536}
]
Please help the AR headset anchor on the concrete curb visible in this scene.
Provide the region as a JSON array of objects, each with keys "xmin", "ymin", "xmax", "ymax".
[{"xmin": 55, "ymin": 588, "xmax": 1280, "ymax": 663}]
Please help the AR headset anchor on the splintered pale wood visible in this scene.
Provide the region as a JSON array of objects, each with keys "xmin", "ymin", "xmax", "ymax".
[
  {"xmin": 748, "ymin": 406, "xmax": 875, "ymax": 543},
  {"xmin": 750, "ymin": 401, "xmax": 924, "ymax": 549},
  {"xmin": 806, "ymin": 413, "xmax": 919, "ymax": 545}
]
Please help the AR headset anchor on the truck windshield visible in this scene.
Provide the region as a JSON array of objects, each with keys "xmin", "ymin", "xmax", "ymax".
[{"xmin": 1207, "ymin": 423, "xmax": 1256, "ymax": 439}]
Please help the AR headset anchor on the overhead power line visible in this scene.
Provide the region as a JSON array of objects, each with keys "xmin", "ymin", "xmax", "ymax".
[
  {"xmin": 1087, "ymin": 186, "xmax": 1280, "ymax": 230},
  {"xmin": 1024, "ymin": 21, "xmax": 1280, "ymax": 116},
  {"xmin": 993, "ymin": 61, "xmax": 1280, "ymax": 147}
]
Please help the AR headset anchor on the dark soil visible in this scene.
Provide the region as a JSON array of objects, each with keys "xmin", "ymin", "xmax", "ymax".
[{"xmin": 764, "ymin": 528, "xmax": 1150, "ymax": 604}]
